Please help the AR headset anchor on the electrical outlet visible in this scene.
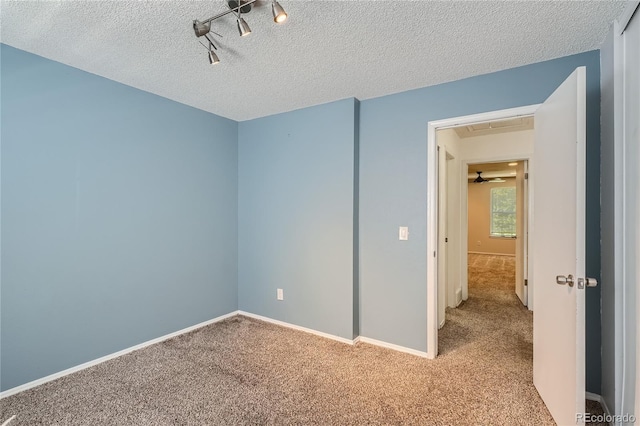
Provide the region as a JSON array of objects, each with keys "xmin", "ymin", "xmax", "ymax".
[
  {"xmin": 476, "ymin": 240, "xmax": 481, "ymax": 246},
  {"xmin": 277, "ymin": 288, "xmax": 284, "ymax": 301}
]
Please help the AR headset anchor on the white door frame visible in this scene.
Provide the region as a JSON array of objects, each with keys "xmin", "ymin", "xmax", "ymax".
[
  {"xmin": 426, "ymin": 104, "xmax": 540, "ymax": 359},
  {"xmin": 437, "ymin": 146, "xmax": 454, "ymax": 328}
]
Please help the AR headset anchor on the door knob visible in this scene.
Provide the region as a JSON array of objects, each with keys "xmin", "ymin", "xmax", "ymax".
[{"xmin": 556, "ymin": 274, "xmax": 574, "ymax": 287}]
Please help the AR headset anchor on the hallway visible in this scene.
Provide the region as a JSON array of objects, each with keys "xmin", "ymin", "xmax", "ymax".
[{"xmin": 439, "ymin": 253, "xmax": 528, "ymax": 356}]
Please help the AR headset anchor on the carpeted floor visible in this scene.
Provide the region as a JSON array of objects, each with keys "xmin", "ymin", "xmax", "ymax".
[
  {"xmin": 0, "ymin": 254, "xmax": 604, "ymax": 425},
  {"xmin": 439, "ymin": 253, "xmax": 605, "ymax": 425},
  {"xmin": 439, "ymin": 253, "xmax": 526, "ymax": 355}
]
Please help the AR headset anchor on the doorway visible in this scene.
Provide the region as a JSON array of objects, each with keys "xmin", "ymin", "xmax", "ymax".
[
  {"xmin": 426, "ymin": 104, "xmax": 539, "ymax": 359},
  {"xmin": 427, "ymin": 67, "xmax": 590, "ymax": 425},
  {"xmin": 433, "ymin": 119, "xmax": 534, "ymax": 333}
]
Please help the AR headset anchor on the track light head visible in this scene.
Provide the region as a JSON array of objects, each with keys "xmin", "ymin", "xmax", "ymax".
[
  {"xmin": 193, "ymin": 20, "xmax": 211, "ymax": 37},
  {"xmin": 237, "ymin": 17, "xmax": 251, "ymax": 36},
  {"xmin": 272, "ymin": 1, "xmax": 288, "ymax": 23},
  {"xmin": 209, "ymin": 50, "xmax": 220, "ymax": 65}
]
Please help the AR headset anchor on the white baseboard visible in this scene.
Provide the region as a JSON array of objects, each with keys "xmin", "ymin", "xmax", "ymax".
[
  {"xmin": 239, "ymin": 312, "xmax": 429, "ymax": 359},
  {"xmin": 2, "ymin": 310, "xmax": 430, "ymax": 399},
  {"xmin": 468, "ymin": 251, "xmax": 516, "ymax": 257},
  {"xmin": 0, "ymin": 310, "xmax": 240, "ymax": 399},
  {"xmin": 238, "ymin": 311, "xmax": 355, "ymax": 345},
  {"xmin": 356, "ymin": 336, "xmax": 429, "ymax": 358},
  {"xmin": 586, "ymin": 392, "xmax": 612, "ymax": 420}
]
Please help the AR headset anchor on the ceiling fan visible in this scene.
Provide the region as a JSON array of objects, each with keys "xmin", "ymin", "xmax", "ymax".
[{"xmin": 473, "ymin": 171, "xmax": 488, "ymax": 183}]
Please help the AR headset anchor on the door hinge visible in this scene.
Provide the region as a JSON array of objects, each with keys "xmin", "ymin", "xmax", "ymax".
[
  {"xmin": 525, "ymin": 172, "xmax": 529, "ymax": 180},
  {"xmin": 524, "ymin": 279, "xmax": 528, "ymax": 286},
  {"xmin": 445, "ymin": 237, "xmax": 448, "ymax": 242},
  {"xmin": 434, "ymin": 251, "xmax": 436, "ymax": 258}
]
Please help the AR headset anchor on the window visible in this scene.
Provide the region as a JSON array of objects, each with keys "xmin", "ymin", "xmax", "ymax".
[{"xmin": 490, "ymin": 187, "xmax": 516, "ymax": 237}]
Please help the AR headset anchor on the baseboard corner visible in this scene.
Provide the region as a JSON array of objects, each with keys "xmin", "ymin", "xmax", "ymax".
[{"xmin": 237, "ymin": 311, "xmax": 355, "ymax": 345}]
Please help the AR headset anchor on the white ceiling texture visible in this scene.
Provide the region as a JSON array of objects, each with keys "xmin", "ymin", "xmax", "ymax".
[{"xmin": 0, "ymin": 1, "xmax": 629, "ymax": 121}]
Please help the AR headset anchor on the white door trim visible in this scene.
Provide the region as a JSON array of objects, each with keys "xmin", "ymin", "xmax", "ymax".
[
  {"xmin": 426, "ymin": 104, "xmax": 540, "ymax": 359},
  {"xmin": 437, "ymin": 145, "xmax": 450, "ymax": 329}
]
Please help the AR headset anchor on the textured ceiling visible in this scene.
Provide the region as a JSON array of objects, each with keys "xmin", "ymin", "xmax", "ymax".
[{"xmin": 0, "ymin": 1, "xmax": 629, "ymax": 121}]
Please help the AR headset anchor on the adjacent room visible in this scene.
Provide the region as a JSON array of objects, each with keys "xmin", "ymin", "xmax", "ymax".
[
  {"xmin": 435, "ymin": 120, "xmax": 537, "ymax": 420},
  {"xmin": 1, "ymin": 1, "xmax": 639, "ymax": 424}
]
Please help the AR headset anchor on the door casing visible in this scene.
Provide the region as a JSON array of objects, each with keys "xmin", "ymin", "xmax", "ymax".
[{"xmin": 426, "ymin": 104, "xmax": 539, "ymax": 359}]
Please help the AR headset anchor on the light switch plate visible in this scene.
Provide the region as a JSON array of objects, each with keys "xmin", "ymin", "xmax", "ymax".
[
  {"xmin": 277, "ymin": 288, "xmax": 284, "ymax": 300},
  {"xmin": 399, "ymin": 226, "xmax": 409, "ymax": 240}
]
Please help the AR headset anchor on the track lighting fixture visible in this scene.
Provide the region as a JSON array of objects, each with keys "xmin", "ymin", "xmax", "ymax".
[
  {"xmin": 193, "ymin": 0, "xmax": 288, "ymax": 65},
  {"xmin": 208, "ymin": 46, "xmax": 220, "ymax": 65},
  {"xmin": 193, "ymin": 20, "xmax": 211, "ymax": 37},
  {"xmin": 237, "ymin": 17, "xmax": 251, "ymax": 37},
  {"xmin": 272, "ymin": 1, "xmax": 288, "ymax": 23}
]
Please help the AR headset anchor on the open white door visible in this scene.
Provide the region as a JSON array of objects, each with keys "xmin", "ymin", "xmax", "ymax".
[{"xmin": 533, "ymin": 67, "xmax": 588, "ymax": 424}]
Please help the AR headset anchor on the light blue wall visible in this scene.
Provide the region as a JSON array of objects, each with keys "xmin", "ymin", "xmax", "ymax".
[
  {"xmin": 0, "ymin": 45, "xmax": 239, "ymax": 391},
  {"xmin": 359, "ymin": 51, "xmax": 602, "ymax": 392},
  {"xmin": 238, "ymin": 99, "xmax": 358, "ymax": 340},
  {"xmin": 2, "ymin": 44, "xmax": 605, "ymax": 395}
]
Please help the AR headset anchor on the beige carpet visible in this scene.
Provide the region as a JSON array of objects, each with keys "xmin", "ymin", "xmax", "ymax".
[
  {"xmin": 439, "ymin": 253, "xmax": 526, "ymax": 355},
  {"xmin": 439, "ymin": 253, "xmax": 605, "ymax": 425},
  {"xmin": 0, "ymin": 255, "xmax": 602, "ymax": 424}
]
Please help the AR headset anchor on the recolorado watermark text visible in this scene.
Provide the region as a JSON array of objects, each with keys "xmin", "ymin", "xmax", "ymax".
[{"xmin": 576, "ymin": 413, "xmax": 636, "ymax": 423}]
